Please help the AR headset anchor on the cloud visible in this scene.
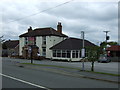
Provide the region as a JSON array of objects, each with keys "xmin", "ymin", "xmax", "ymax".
[{"xmin": 0, "ymin": 0, "xmax": 118, "ymax": 45}]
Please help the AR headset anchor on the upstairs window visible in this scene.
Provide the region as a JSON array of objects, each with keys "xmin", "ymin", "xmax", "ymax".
[
  {"xmin": 42, "ymin": 36, "xmax": 46, "ymax": 45},
  {"xmin": 42, "ymin": 47, "xmax": 46, "ymax": 56},
  {"xmin": 25, "ymin": 37, "xmax": 28, "ymax": 45}
]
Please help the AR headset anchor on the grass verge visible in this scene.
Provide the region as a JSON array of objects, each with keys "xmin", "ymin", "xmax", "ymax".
[{"xmin": 21, "ymin": 63, "xmax": 120, "ymax": 77}]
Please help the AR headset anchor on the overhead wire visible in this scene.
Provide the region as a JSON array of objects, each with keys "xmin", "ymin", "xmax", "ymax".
[{"xmin": 7, "ymin": 0, "xmax": 74, "ymax": 23}]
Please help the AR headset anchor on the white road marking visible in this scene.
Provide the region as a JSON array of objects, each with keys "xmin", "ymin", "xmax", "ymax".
[{"xmin": 0, "ymin": 73, "xmax": 51, "ymax": 90}]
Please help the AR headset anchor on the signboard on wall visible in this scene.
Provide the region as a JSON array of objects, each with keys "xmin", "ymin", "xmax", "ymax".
[{"xmin": 28, "ymin": 37, "xmax": 35, "ymax": 45}]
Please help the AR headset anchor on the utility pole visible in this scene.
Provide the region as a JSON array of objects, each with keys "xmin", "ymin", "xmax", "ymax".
[
  {"xmin": 81, "ymin": 31, "xmax": 85, "ymax": 71},
  {"xmin": 103, "ymin": 31, "xmax": 110, "ymax": 43}
]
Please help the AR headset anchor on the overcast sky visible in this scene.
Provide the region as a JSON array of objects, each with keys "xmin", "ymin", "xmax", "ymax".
[{"xmin": 0, "ymin": 0, "xmax": 119, "ymax": 45}]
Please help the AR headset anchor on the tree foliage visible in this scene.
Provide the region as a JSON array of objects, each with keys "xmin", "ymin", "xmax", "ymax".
[
  {"xmin": 2, "ymin": 42, "xmax": 7, "ymax": 49},
  {"xmin": 100, "ymin": 41, "xmax": 118, "ymax": 48},
  {"xmin": 86, "ymin": 46, "xmax": 100, "ymax": 71},
  {"xmin": 100, "ymin": 41, "xmax": 118, "ymax": 54}
]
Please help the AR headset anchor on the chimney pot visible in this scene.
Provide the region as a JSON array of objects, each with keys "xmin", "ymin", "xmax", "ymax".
[
  {"xmin": 28, "ymin": 26, "xmax": 32, "ymax": 32},
  {"xmin": 57, "ymin": 22, "xmax": 62, "ymax": 33}
]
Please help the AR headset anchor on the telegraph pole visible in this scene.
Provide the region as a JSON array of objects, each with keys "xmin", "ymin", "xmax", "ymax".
[{"xmin": 81, "ymin": 31, "xmax": 85, "ymax": 71}]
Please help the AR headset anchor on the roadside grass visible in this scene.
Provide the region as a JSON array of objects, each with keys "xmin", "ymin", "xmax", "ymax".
[{"xmin": 21, "ymin": 63, "xmax": 120, "ymax": 77}]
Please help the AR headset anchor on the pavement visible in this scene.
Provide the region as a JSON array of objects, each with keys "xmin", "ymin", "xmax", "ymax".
[{"xmin": 16, "ymin": 62, "xmax": 120, "ymax": 84}]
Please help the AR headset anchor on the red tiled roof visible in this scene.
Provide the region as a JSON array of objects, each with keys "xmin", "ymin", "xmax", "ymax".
[
  {"xmin": 19, "ymin": 27, "xmax": 68, "ymax": 37},
  {"xmin": 106, "ymin": 45, "xmax": 120, "ymax": 51}
]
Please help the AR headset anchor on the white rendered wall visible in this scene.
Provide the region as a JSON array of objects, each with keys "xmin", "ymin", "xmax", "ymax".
[
  {"xmin": 46, "ymin": 36, "xmax": 67, "ymax": 58},
  {"xmin": 19, "ymin": 36, "xmax": 67, "ymax": 58},
  {"xmin": 19, "ymin": 37, "xmax": 25, "ymax": 56}
]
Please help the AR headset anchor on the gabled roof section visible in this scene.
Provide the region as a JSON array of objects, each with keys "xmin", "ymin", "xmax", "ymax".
[
  {"xmin": 106, "ymin": 45, "xmax": 120, "ymax": 51},
  {"xmin": 19, "ymin": 27, "xmax": 68, "ymax": 37},
  {"xmin": 50, "ymin": 37, "xmax": 96, "ymax": 50},
  {"xmin": 4, "ymin": 40, "xmax": 19, "ymax": 49}
]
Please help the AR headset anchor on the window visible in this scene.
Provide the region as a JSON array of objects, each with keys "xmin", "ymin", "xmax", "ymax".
[
  {"xmin": 42, "ymin": 36, "xmax": 46, "ymax": 45},
  {"xmin": 53, "ymin": 50, "xmax": 56, "ymax": 57},
  {"xmin": 72, "ymin": 50, "xmax": 80, "ymax": 58},
  {"xmin": 79, "ymin": 50, "xmax": 81, "ymax": 58},
  {"xmin": 56, "ymin": 50, "xmax": 61, "ymax": 57},
  {"xmin": 43, "ymin": 41, "xmax": 46, "ymax": 45},
  {"xmin": 67, "ymin": 50, "xmax": 70, "ymax": 58},
  {"xmin": 42, "ymin": 48, "xmax": 46, "ymax": 56},
  {"xmin": 76, "ymin": 51, "xmax": 78, "ymax": 58},
  {"xmin": 72, "ymin": 51, "xmax": 76, "ymax": 58},
  {"xmin": 53, "ymin": 50, "xmax": 71, "ymax": 58},
  {"xmin": 62, "ymin": 50, "xmax": 66, "ymax": 58},
  {"xmin": 25, "ymin": 37, "xmax": 28, "ymax": 45},
  {"xmin": 43, "ymin": 36, "xmax": 46, "ymax": 41}
]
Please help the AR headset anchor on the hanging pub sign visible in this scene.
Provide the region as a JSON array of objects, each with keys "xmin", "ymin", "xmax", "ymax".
[{"xmin": 28, "ymin": 37, "xmax": 35, "ymax": 45}]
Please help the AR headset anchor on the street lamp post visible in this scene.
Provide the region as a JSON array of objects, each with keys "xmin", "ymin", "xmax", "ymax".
[{"xmin": 81, "ymin": 31, "xmax": 85, "ymax": 71}]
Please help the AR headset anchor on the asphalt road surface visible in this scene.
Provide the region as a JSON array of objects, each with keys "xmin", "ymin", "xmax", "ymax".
[
  {"xmin": 2, "ymin": 57, "xmax": 119, "ymax": 74},
  {"xmin": 1, "ymin": 58, "xmax": 119, "ymax": 89},
  {"xmin": 2, "ymin": 76, "xmax": 37, "ymax": 88}
]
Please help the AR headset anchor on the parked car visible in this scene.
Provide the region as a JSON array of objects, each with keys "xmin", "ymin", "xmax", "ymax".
[{"xmin": 98, "ymin": 54, "xmax": 111, "ymax": 63}]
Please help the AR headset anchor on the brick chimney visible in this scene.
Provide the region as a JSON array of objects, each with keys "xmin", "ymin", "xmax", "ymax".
[
  {"xmin": 28, "ymin": 26, "xmax": 32, "ymax": 32},
  {"xmin": 57, "ymin": 22, "xmax": 62, "ymax": 33}
]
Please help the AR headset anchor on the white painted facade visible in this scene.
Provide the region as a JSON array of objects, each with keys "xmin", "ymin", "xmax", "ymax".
[
  {"xmin": 19, "ymin": 36, "xmax": 84, "ymax": 61},
  {"xmin": 46, "ymin": 36, "xmax": 66, "ymax": 58},
  {"xmin": 19, "ymin": 36, "xmax": 67, "ymax": 58}
]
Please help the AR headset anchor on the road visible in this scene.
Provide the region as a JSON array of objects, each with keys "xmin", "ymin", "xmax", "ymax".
[
  {"xmin": 2, "ymin": 57, "xmax": 119, "ymax": 74},
  {"xmin": 1, "ymin": 57, "xmax": 119, "ymax": 88},
  {"xmin": 2, "ymin": 76, "xmax": 37, "ymax": 88}
]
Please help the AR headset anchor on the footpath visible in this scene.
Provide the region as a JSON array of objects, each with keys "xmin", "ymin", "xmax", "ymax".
[{"xmin": 16, "ymin": 62, "xmax": 119, "ymax": 84}]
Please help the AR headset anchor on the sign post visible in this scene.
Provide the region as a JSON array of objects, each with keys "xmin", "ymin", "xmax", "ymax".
[{"xmin": 29, "ymin": 45, "xmax": 33, "ymax": 64}]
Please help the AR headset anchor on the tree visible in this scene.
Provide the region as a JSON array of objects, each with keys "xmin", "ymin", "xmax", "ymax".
[
  {"xmin": 2, "ymin": 42, "xmax": 7, "ymax": 49},
  {"xmin": 0, "ymin": 36, "xmax": 5, "ymax": 43},
  {"xmin": 86, "ymin": 46, "xmax": 100, "ymax": 71},
  {"xmin": 100, "ymin": 41, "xmax": 118, "ymax": 54},
  {"xmin": 100, "ymin": 41, "xmax": 118, "ymax": 48}
]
